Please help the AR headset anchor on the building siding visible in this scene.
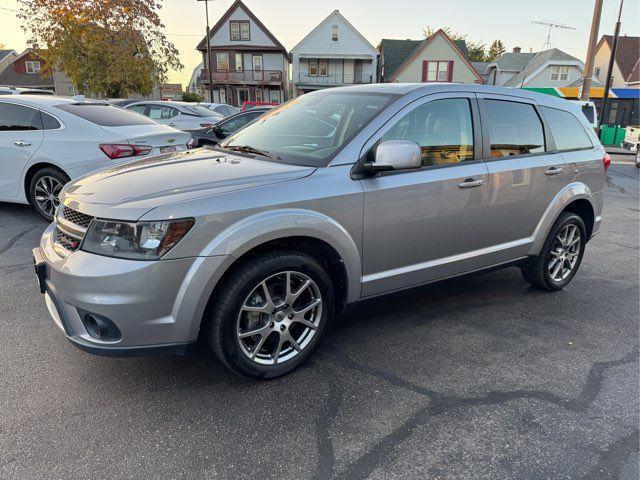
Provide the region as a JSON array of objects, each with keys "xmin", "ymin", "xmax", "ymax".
[
  {"xmin": 209, "ymin": 5, "xmax": 277, "ymax": 48},
  {"xmin": 593, "ymin": 42, "xmax": 627, "ymax": 88},
  {"xmin": 393, "ymin": 34, "xmax": 478, "ymax": 84},
  {"xmin": 524, "ymin": 64, "xmax": 583, "ymax": 87}
]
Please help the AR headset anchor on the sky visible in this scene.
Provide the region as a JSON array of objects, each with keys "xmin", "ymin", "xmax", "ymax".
[{"xmin": 1, "ymin": 0, "xmax": 639, "ymax": 88}]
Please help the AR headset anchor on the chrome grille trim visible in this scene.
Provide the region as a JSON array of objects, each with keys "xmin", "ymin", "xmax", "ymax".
[{"xmin": 61, "ymin": 206, "xmax": 93, "ymax": 229}]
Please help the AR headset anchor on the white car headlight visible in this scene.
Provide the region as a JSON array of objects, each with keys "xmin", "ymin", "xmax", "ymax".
[{"xmin": 81, "ymin": 218, "xmax": 195, "ymax": 260}]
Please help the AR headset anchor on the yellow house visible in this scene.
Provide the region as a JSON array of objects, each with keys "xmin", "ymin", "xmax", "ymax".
[
  {"xmin": 593, "ymin": 35, "xmax": 640, "ymax": 89},
  {"xmin": 379, "ymin": 29, "xmax": 483, "ymax": 84}
]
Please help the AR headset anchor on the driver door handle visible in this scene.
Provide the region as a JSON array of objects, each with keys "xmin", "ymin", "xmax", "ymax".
[
  {"xmin": 14, "ymin": 140, "xmax": 32, "ymax": 147},
  {"xmin": 458, "ymin": 178, "xmax": 485, "ymax": 189},
  {"xmin": 545, "ymin": 166, "xmax": 564, "ymax": 176}
]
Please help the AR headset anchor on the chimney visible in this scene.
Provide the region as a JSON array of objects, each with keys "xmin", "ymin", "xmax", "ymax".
[{"xmin": 513, "ymin": 47, "xmax": 521, "ymax": 54}]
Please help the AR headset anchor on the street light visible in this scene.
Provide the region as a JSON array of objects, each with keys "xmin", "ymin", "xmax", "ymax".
[{"xmin": 198, "ymin": 0, "xmax": 215, "ymax": 103}]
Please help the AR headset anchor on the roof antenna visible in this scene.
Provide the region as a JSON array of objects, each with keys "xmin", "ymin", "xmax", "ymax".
[{"xmin": 531, "ymin": 20, "xmax": 576, "ymax": 50}]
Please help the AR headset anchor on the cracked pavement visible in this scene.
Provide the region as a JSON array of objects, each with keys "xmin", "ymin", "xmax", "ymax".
[{"xmin": 0, "ymin": 159, "xmax": 638, "ymax": 479}]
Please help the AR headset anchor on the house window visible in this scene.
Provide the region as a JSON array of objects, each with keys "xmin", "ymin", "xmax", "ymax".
[
  {"xmin": 217, "ymin": 52, "xmax": 229, "ymax": 70},
  {"xmin": 25, "ymin": 61, "xmax": 41, "ymax": 74},
  {"xmin": 235, "ymin": 53, "xmax": 243, "ymax": 71},
  {"xmin": 230, "ymin": 20, "xmax": 250, "ymax": 41},
  {"xmin": 594, "ymin": 67, "xmax": 601, "ymax": 78},
  {"xmin": 308, "ymin": 59, "xmax": 318, "ymax": 76},
  {"xmin": 332, "ymin": 25, "xmax": 339, "ymax": 41},
  {"xmin": 319, "ymin": 59, "xmax": 328, "ymax": 76},
  {"xmin": 551, "ymin": 65, "xmax": 569, "ymax": 81},
  {"xmin": 422, "ymin": 61, "xmax": 452, "ymax": 82}
]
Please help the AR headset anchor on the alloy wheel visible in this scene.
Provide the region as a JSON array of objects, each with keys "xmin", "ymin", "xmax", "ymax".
[
  {"xmin": 547, "ymin": 224, "xmax": 581, "ymax": 282},
  {"xmin": 34, "ymin": 176, "xmax": 63, "ymax": 217},
  {"xmin": 236, "ymin": 271, "xmax": 323, "ymax": 366}
]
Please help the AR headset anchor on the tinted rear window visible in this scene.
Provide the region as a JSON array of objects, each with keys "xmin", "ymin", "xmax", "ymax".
[
  {"xmin": 542, "ymin": 106, "xmax": 593, "ymax": 151},
  {"xmin": 484, "ymin": 100, "xmax": 546, "ymax": 157},
  {"xmin": 55, "ymin": 103, "xmax": 159, "ymax": 126}
]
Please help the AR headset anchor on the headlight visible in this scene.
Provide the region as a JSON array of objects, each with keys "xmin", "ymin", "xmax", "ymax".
[{"xmin": 81, "ymin": 218, "xmax": 195, "ymax": 260}]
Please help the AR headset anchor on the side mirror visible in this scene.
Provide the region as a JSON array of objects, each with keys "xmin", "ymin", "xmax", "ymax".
[{"xmin": 364, "ymin": 140, "xmax": 422, "ymax": 172}]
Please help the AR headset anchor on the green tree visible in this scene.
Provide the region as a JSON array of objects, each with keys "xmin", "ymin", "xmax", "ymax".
[
  {"xmin": 467, "ymin": 43, "xmax": 487, "ymax": 62},
  {"xmin": 18, "ymin": 0, "xmax": 182, "ymax": 97},
  {"xmin": 487, "ymin": 40, "xmax": 506, "ymax": 62},
  {"xmin": 181, "ymin": 91, "xmax": 203, "ymax": 103}
]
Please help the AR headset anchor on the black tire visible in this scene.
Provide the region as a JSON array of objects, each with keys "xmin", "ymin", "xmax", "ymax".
[
  {"xmin": 207, "ymin": 250, "xmax": 335, "ymax": 379},
  {"xmin": 521, "ymin": 212, "xmax": 587, "ymax": 291},
  {"xmin": 28, "ymin": 167, "xmax": 69, "ymax": 221}
]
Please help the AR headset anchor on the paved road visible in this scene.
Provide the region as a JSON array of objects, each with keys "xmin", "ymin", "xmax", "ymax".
[{"xmin": 0, "ymin": 159, "xmax": 638, "ymax": 479}]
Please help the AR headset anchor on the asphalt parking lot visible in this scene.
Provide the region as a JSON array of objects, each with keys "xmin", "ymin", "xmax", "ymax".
[{"xmin": 0, "ymin": 157, "xmax": 638, "ymax": 480}]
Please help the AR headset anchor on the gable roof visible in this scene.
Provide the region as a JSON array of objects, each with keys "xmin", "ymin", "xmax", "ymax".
[
  {"xmin": 387, "ymin": 30, "xmax": 482, "ymax": 82},
  {"xmin": 502, "ymin": 48, "xmax": 582, "ymax": 87},
  {"xmin": 626, "ymin": 59, "xmax": 640, "ymax": 84},
  {"xmin": 488, "ymin": 52, "xmax": 537, "ymax": 72},
  {"xmin": 0, "ymin": 49, "xmax": 17, "ymax": 62},
  {"xmin": 291, "ymin": 10, "xmax": 376, "ymax": 54},
  {"xmin": 196, "ymin": 0, "xmax": 288, "ymax": 57},
  {"xmin": 378, "ymin": 39, "xmax": 423, "ymax": 80},
  {"xmin": 598, "ymin": 35, "xmax": 640, "ymax": 82}
]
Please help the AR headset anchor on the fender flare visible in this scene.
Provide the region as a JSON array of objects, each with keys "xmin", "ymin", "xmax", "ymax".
[{"xmin": 528, "ymin": 182, "xmax": 596, "ymax": 255}]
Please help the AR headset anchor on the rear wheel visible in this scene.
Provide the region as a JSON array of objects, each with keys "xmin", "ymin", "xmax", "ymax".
[
  {"xmin": 521, "ymin": 212, "xmax": 586, "ymax": 291},
  {"xmin": 28, "ymin": 167, "xmax": 69, "ymax": 221},
  {"xmin": 207, "ymin": 250, "xmax": 334, "ymax": 379}
]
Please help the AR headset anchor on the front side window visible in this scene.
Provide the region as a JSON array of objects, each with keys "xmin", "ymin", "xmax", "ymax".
[
  {"xmin": 148, "ymin": 105, "xmax": 177, "ymax": 120},
  {"xmin": 230, "ymin": 21, "xmax": 250, "ymax": 40},
  {"xmin": 423, "ymin": 61, "xmax": 452, "ymax": 82},
  {"xmin": 217, "ymin": 52, "xmax": 229, "ymax": 70},
  {"xmin": 484, "ymin": 100, "xmax": 545, "ymax": 157},
  {"xmin": 380, "ymin": 98, "xmax": 474, "ymax": 167},
  {"xmin": 542, "ymin": 106, "xmax": 593, "ymax": 151},
  {"xmin": 25, "ymin": 61, "xmax": 41, "ymax": 74},
  {"xmin": 0, "ymin": 103, "xmax": 41, "ymax": 131},
  {"xmin": 220, "ymin": 91, "xmax": 398, "ymax": 166},
  {"xmin": 220, "ymin": 112, "xmax": 261, "ymax": 134}
]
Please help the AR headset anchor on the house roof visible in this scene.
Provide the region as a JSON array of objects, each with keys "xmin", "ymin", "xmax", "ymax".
[
  {"xmin": 0, "ymin": 49, "xmax": 17, "ymax": 62},
  {"xmin": 196, "ymin": 0, "xmax": 289, "ymax": 59},
  {"xmin": 379, "ymin": 34, "xmax": 474, "ymax": 81},
  {"xmin": 598, "ymin": 35, "xmax": 640, "ymax": 82},
  {"xmin": 291, "ymin": 10, "xmax": 376, "ymax": 54},
  {"xmin": 490, "ymin": 52, "xmax": 537, "ymax": 72},
  {"xmin": 386, "ymin": 30, "xmax": 482, "ymax": 82},
  {"xmin": 0, "ymin": 48, "xmax": 54, "ymax": 88},
  {"xmin": 471, "ymin": 62, "xmax": 489, "ymax": 74},
  {"xmin": 626, "ymin": 59, "xmax": 640, "ymax": 84},
  {"xmin": 502, "ymin": 48, "xmax": 582, "ymax": 87}
]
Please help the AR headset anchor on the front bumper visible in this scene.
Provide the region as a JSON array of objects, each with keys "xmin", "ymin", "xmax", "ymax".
[{"xmin": 37, "ymin": 223, "xmax": 230, "ymax": 356}]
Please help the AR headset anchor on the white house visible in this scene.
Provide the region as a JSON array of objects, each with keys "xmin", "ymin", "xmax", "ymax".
[
  {"xmin": 291, "ymin": 10, "xmax": 377, "ymax": 96},
  {"xmin": 196, "ymin": 0, "xmax": 290, "ymax": 106}
]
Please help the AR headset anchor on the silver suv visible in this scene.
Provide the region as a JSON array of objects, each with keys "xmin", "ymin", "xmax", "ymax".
[{"xmin": 33, "ymin": 84, "xmax": 607, "ymax": 378}]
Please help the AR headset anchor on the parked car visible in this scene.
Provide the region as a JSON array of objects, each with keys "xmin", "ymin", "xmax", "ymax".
[
  {"xmin": 124, "ymin": 101, "xmax": 223, "ymax": 131},
  {"xmin": 0, "ymin": 95, "xmax": 193, "ymax": 220},
  {"xmin": 198, "ymin": 102, "xmax": 240, "ymax": 117},
  {"xmin": 33, "ymin": 84, "xmax": 606, "ymax": 378},
  {"xmin": 189, "ymin": 107, "xmax": 271, "ymax": 146},
  {"xmin": 0, "ymin": 85, "xmax": 54, "ymax": 95},
  {"xmin": 241, "ymin": 100, "xmax": 278, "ymax": 111}
]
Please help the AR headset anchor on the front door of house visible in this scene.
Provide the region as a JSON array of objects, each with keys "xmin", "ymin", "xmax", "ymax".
[{"xmin": 252, "ymin": 55, "xmax": 262, "ymax": 81}]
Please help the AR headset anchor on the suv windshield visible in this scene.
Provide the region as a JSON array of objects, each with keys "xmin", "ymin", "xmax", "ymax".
[{"xmin": 219, "ymin": 91, "xmax": 398, "ymax": 166}]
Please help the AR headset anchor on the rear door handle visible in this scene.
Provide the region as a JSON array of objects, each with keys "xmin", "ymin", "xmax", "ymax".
[
  {"xmin": 14, "ymin": 140, "xmax": 32, "ymax": 147},
  {"xmin": 545, "ymin": 166, "xmax": 564, "ymax": 176},
  {"xmin": 458, "ymin": 178, "xmax": 485, "ymax": 189}
]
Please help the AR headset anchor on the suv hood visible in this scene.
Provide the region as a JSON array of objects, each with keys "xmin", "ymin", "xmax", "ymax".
[{"xmin": 61, "ymin": 148, "xmax": 315, "ymax": 220}]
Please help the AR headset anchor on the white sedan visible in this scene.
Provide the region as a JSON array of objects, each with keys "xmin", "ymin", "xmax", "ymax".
[
  {"xmin": 0, "ymin": 95, "xmax": 193, "ymax": 220},
  {"xmin": 125, "ymin": 101, "xmax": 223, "ymax": 131}
]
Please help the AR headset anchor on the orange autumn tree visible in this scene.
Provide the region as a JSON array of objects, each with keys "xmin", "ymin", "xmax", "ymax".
[{"xmin": 18, "ymin": 0, "xmax": 182, "ymax": 97}]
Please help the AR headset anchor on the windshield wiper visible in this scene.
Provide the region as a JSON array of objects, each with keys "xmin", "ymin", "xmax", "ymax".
[{"xmin": 225, "ymin": 145, "xmax": 280, "ymax": 160}]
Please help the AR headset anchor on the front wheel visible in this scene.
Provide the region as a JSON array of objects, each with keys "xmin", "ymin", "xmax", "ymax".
[
  {"xmin": 521, "ymin": 212, "xmax": 586, "ymax": 291},
  {"xmin": 28, "ymin": 167, "xmax": 69, "ymax": 221},
  {"xmin": 206, "ymin": 251, "xmax": 334, "ymax": 379}
]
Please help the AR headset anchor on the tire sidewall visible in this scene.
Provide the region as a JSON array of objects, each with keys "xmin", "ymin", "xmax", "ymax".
[
  {"xmin": 541, "ymin": 213, "xmax": 587, "ymax": 290},
  {"xmin": 216, "ymin": 253, "xmax": 334, "ymax": 379},
  {"xmin": 29, "ymin": 168, "xmax": 69, "ymax": 221}
]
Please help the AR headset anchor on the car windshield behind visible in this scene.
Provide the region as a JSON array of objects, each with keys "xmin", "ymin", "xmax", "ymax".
[
  {"xmin": 55, "ymin": 103, "xmax": 159, "ymax": 126},
  {"xmin": 182, "ymin": 104, "xmax": 218, "ymax": 117},
  {"xmin": 219, "ymin": 91, "xmax": 398, "ymax": 166}
]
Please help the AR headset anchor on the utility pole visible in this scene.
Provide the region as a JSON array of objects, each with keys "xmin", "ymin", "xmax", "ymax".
[
  {"xmin": 598, "ymin": 0, "xmax": 624, "ymax": 130},
  {"xmin": 581, "ymin": 0, "xmax": 604, "ymax": 100},
  {"xmin": 198, "ymin": 0, "xmax": 215, "ymax": 102}
]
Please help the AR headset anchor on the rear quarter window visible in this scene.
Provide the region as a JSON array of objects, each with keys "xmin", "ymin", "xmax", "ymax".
[
  {"xmin": 54, "ymin": 103, "xmax": 159, "ymax": 126},
  {"xmin": 541, "ymin": 106, "xmax": 593, "ymax": 151}
]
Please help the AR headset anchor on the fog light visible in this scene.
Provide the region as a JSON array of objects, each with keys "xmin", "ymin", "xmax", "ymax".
[{"xmin": 80, "ymin": 312, "xmax": 122, "ymax": 341}]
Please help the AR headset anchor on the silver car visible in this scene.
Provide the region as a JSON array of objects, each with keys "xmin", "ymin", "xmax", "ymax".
[{"xmin": 33, "ymin": 84, "xmax": 607, "ymax": 378}]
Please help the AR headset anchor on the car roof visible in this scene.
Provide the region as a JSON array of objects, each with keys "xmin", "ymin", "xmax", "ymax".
[{"xmin": 0, "ymin": 95, "xmax": 92, "ymax": 107}]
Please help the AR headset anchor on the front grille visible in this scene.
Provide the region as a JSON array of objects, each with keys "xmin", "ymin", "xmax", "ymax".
[
  {"xmin": 57, "ymin": 230, "xmax": 81, "ymax": 251},
  {"xmin": 61, "ymin": 206, "xmax": 93, "ymax": 229}
]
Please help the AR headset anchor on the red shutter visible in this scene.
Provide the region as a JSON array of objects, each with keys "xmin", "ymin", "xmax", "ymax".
[
  {"xmin": 422, "ymin": 61, "xmax": 428, "ymax": 82},
  {"xmin": 447, "ymin": 61, "xmax": 454, "ymax": 82}
]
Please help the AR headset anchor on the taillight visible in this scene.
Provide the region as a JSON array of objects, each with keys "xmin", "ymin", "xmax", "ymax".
[
  {"xmin": 99, "ymin": 144, "xmax": 152, "ymax": 159},
  {"xmin": 187, "ymin": 138, "xmax": 196, "ymax": 149},
  {"xmin": 603, "ymin": 153, "xmax": 611, "ymax": 170}
]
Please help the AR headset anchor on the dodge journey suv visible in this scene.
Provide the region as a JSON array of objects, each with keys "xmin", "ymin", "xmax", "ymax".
[{"xmin": 33, "ymin": 84, "xmax": 606, "ymax": 378}]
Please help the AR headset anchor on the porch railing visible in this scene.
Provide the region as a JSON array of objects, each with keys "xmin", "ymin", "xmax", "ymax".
[
  {"xmin": 295, "ymin": 73, "xmax": 374, "ymax": 86},
  {"xmin": 201, "ymin": 69, "xmax": 283, "ymax": 84}
]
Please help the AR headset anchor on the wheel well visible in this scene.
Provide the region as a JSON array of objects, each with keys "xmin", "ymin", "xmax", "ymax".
[
  {"xmin": 199, "ymin": 236, "xmax": 349, "ymax": 338},
  {"xmin": 563, "ymin": 199, "xmax": 595, "ymax": 239},
  {"xmin": 23, "ymin": 162, "xmax": 66, "ymax": 202}
]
